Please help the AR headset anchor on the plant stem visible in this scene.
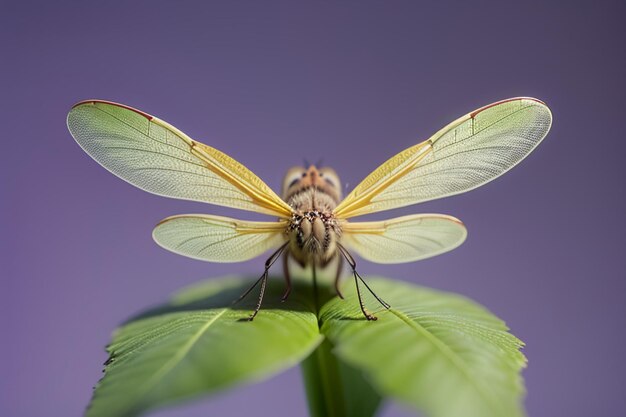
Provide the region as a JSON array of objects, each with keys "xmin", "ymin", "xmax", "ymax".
[
  {"xmin": 301, "ymin": 339, "xmax": 383, "ymax": 417},
  {"xmin": 301, "ymin": 265, "xmax": 345, "ymax": 416},
  {"xmin": 311, "ymin": 263, "xmax": 320, "ymax": 315},
  {"xmin": 301, "ymin": 339, "xmax": 347, "ymax": 417},
  {"xmin": 301, "ymin": 266, "xmax": 381, "ymax": 417}
]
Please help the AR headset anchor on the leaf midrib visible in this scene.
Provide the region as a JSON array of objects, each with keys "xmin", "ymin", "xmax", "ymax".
[
  {"xmin": 129, "ymin": 308, "xmax": 228, "ymax": 411},
  {"xmin": 388, "ymin": 308, "xmax": 507, "ymax": 416}
]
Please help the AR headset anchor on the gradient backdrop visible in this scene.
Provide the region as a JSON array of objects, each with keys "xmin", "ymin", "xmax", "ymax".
[{"xmin": 2, "ymin": 2, "xmax": 625, "ymax": 417}]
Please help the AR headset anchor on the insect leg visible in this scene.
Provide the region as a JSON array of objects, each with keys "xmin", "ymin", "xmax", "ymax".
[
  {"xmin": 334, "ymin": 254, "xmax": 344, "ymax": 299},
  {"xmin": 234, "ymin": 242, "xmax": 289, "ymax": 321},
  {"xmin": 248, "ymin": 270, "xmax": 268, "ymax": 321},
  {"xmin": 281, "ymin": 250, "xmax": 292, "ymax": 302},
  {"xmin": 337, "ymin": 243, "xmax": 390, "ymax": 320}
]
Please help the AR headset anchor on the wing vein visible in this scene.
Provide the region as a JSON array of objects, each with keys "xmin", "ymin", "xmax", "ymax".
[{"xmin": 334, "ymin": 98, "xmax": 551, "ymax": 218}]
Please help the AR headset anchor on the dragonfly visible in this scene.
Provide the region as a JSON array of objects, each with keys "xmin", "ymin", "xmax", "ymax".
[{"xmin": 67, "ymin": 97, "xmax": 552, "ymax": 320}]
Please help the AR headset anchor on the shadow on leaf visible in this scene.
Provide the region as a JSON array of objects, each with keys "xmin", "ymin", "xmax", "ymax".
[{"xmin": 125, "ymin": 275, "xmax": 336, "ymax": 325}]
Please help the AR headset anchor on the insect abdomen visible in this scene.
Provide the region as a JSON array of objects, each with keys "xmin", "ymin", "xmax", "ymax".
[{"xmin": 288, "ymin": 210, "xmax": 339, "ymax": 265}]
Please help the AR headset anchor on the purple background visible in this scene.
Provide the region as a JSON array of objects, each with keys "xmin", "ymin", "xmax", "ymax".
[{"xmin": 3, "ymin": 2, "xmax": 625, "ymax": 417}]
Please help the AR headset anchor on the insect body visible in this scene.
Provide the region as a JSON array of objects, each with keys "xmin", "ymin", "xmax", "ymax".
[
  {"xmin": 67, "ymin": 97, "xmax": 552, "ymax": 320},
  {"xmin": 283, "ymin": 165, "xmax": 342, "ymax": 264}
]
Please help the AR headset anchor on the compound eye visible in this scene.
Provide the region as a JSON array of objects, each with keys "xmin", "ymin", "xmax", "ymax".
[
  {"xmin": 318, "ymin": 168, "xmax": 340, "ymax": 190},
  {"xmin": 283, "ymin": 167, "xmax": 306, "ymax": 193}
]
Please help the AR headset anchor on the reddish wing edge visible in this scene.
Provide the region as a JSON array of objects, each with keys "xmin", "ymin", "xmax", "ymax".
[
  {"xmin": 71, "ymin": 99, "xmax": 154, "ymax": 120},
  {"xmin": 469, "ymin": 96, "xmax": 546, "ymax": 118},
  {"xmin": 73, "ymin": 97, "xmax": 546, "ymax": 125}
]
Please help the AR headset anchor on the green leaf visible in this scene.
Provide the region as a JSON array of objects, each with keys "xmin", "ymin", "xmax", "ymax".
[
  {"xmin": 88, "ymin": 273, "xmax": 528, "ymax": 417},
  {"xmin": 320, "ymin": 277, "xmax": 527, "ymax": 417},
  {"xmin": 87, "ymin": 276, "xmax": 322, "ymax": 417}
]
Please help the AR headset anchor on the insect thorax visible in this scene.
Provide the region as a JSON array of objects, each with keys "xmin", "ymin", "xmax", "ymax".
[{"xmin": 286, "ymin": 187, "xmax": 341, "ymax": 265}]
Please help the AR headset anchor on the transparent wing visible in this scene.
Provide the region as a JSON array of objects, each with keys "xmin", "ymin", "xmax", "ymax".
[
  {"xmin": 67, "ymin": 100, "xmax": 293, "ymax": 217},
  {"xmin": 334, "ymin": 97, "xmax": 552, "ymax": 218},
  {"xmin": 152, "ymin": 214, "xmax": 287, "ymax": 263},
  {"xmin": 342, "ymin": 214, "xmax": 467, "ymax": 264}
]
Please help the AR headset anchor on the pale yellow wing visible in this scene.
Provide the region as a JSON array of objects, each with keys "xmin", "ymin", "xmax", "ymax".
[
  {"xmin": 342, "ymin": 214, "xmax": 467, "ymax": 264},
  {"xmin": 334, "ymin": 97, "xmax": 552, "ymax": 218},
  {"xmin": 67, "ymin": 100, "xmax": 293, "ymax": 217},
  {"xmin": 152, "ymin": 214, "xmax": 287, "ymax": 262}
]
